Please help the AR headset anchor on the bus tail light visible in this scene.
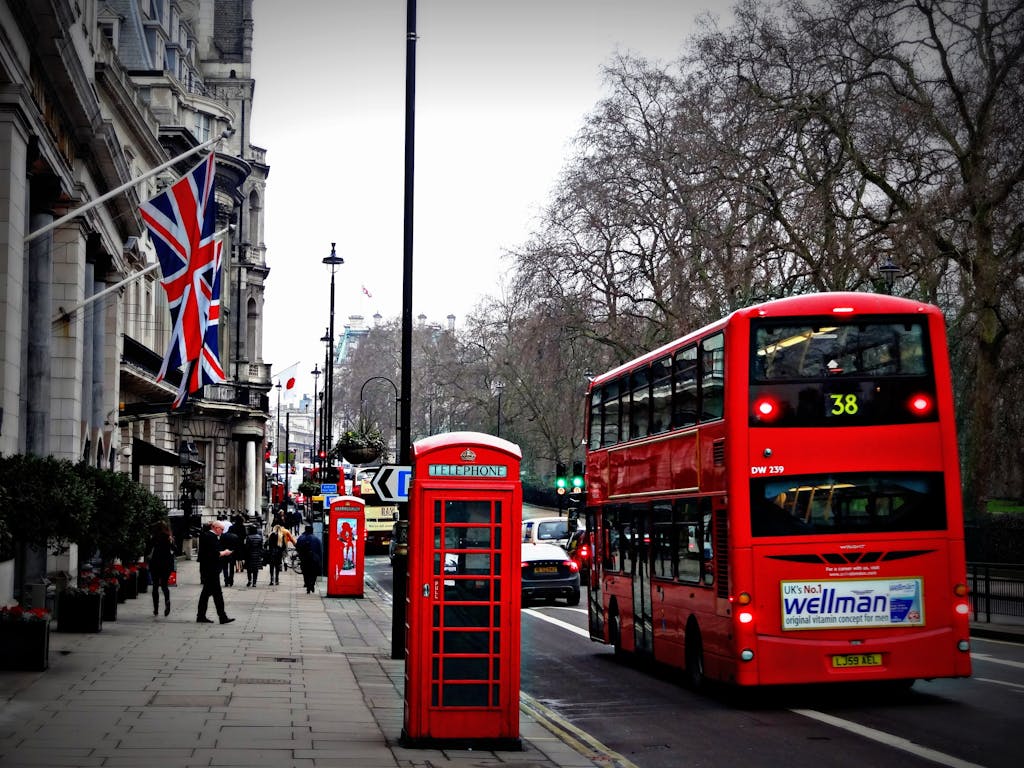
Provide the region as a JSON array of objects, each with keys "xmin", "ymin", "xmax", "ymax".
[
  {"xmin": 753, "ymin": 397, "xmax": 780, "ymax": 422},
  {"xmin": 732, "ymin": 591, "xmax": 754, "ymax": 625},
  {"xmin": 953, "ymin": 582, "xmax": 970, "ymax": 617},
  {"xmin": 908, "ymin": 393, "xmax": 933, "ymax": 416}
]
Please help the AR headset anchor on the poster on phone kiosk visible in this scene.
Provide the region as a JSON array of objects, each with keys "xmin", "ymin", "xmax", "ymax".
[{"xmin": 327, "ymin": 496, "xmax": 365, "ymax": 597}]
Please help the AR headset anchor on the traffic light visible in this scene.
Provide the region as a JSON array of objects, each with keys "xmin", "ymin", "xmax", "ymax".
[
  {"xmin": 555, "ymin": 462, "xmax": 567, "ymax": 495},
  {"xmin": 571, "ymin": 461, "xmax": 584, "ymax": 492},
  {"xmin": 567, "ymin": 460, "xmax": 585, "ymax": 525}
]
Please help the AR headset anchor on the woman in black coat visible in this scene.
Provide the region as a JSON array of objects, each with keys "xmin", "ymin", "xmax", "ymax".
[
  {"xmin": 244, "ymin": 525, "xmax": 264, "ymax": 587},
  {"xmin": 147, "ymin": 520, "xmax": 176, "ymax": 616}
]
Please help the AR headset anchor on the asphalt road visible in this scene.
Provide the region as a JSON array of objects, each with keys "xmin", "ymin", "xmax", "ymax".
[{"xmin": 367, "ymin": 551, "xmax": 1023, "ymax": 768}]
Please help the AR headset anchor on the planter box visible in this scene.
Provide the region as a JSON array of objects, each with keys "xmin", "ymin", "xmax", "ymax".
[
  {"xmin": 102, "ymin": 585, "xmax": 118, "ymax": 621},
  {"xmin": 137, "ymin": 567, "xmax": 149, "ymax": 594},
  {"xmin": 120, "ymin": 572, "xmax": 139, "ymax": 600},
  {"xmin": 0, "ymin": 620, "xmax": 50, "ymax": 671},
  {"xmin": 57, "ymin": 592, "xmax": 103, "ymax": 633}
]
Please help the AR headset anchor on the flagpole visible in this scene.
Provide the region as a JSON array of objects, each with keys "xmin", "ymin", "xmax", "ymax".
[
  {"xmin": 24, "ymin": 128, "xmax": 235, "ymax": 244},
  {"xmin": 51, "ymin": 225, "xmax": 234, "ymax": 323}
]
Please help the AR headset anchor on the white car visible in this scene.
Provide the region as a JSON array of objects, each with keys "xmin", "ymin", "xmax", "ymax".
[{"xmin": 522, "ymin": 516, "xmax": 570, "ymax": 547}]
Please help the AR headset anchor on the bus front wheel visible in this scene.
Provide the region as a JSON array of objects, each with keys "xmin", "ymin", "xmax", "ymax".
[{"xmin": 685, "ymin": 623, "xmax": 705, "ymax": 691}]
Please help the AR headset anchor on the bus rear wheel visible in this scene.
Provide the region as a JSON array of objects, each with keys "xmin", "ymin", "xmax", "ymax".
[
  {"xmin": 685, "ymin": 624, "xmax": 705, "ymax": 691},
  {"xmin": 609, "ymin": 611, "xmax": 625, "ymax": 658}
]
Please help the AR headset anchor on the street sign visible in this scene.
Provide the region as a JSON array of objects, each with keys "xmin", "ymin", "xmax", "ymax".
[
  {"xmin": 371, "ymin": 465, "xmax": 412, "ymax": 503},
  {"xmin": 320, "ymin": 483, "xmax": 338, "ymax": 494}
]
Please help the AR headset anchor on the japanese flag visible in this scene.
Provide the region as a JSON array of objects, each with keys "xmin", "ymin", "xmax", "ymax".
[{"xmin": 274, "ymin": 361, "xmax": 301, "ymax": 401}]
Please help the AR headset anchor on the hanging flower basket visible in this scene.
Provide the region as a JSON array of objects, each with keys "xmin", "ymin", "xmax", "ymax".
[
  {"xmin": 341, "ymin": 445, "xmax": 381, "ymax": 465},
  {"xmin": 337, "ymin": 421, "xmax": 387, "ymax": 466}
]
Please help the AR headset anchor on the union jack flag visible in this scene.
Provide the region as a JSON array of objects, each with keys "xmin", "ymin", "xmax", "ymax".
[{"xmin": 139, "ymin": 153, "xmax": 225, "ymax": 408}]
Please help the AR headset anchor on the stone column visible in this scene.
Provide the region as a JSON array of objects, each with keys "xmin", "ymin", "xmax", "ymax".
[{"xmin": 245, "ymin": 438, "xmax": 257, "ymax": 514}]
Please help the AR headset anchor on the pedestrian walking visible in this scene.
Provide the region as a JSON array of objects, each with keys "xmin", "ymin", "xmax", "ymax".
[
  {"xmin": 244, "ymin": 524, "xmax": 264, "ymax": 586},
  {"xmin": 295, "ymin": 524, "xmax": 322, "ymax": 594},
  {"xmin": 196, "ymin": 521, "xmax": 235, "ymax": 624},
  {"xmin": 219, "ymin": 522, "xmax": 240, "ymax": 587},
  {"xmin": 147, "ymin": 520, "xmax": 175, "ymax": 617},
  {"xmin": 228, "ymin": 514, "xmax": 247, "ymax": 579},
  {"xmin": 265, "ymin": 523, "xmax": 295, "ymax": 585}
]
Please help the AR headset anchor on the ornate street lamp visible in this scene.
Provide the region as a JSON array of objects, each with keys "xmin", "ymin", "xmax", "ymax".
[{"xmin": 879, "ymin": 257, "xmax": 901, "ymax": 295}]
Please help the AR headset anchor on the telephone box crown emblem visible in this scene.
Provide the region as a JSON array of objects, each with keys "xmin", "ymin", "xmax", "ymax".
[{"xmin": 460, "ymin": 448, "xmax": 477, "ymax": 462}]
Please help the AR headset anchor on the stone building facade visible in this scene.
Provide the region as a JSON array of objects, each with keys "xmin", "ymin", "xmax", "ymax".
[{"xmin": 0, "ymin": 0, "xmax": 271, "ymax": 595}]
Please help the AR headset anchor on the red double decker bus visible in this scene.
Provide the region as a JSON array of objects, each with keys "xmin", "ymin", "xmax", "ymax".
[{"xmin": 584, "ymin": 292, "xmax": 972, "ymax": 688}]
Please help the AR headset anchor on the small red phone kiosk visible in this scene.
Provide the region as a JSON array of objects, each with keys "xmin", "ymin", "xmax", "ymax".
[
  {"xmin": 327, "ymin": 496, "xmax": 364, "ymax": 597},
  {"xmin": 402, "ymin": 432, "xmax": 522, "ymax": 750}
]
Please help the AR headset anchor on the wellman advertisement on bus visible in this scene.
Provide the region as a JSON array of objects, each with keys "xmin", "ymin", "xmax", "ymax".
[{"xmin": 781, "ymin": 578, "xmax": 925, "ymax": 630}]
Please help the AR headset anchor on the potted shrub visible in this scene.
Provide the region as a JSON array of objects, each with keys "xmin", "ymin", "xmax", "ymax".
[{"xmin": 0, "ymin": 604, "xmax": 51, "ymax": 671}]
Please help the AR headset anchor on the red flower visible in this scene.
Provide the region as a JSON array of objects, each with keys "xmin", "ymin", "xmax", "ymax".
[{"xmin": 0, "ymin": 604, "xmax": 50, "ymax": 622}]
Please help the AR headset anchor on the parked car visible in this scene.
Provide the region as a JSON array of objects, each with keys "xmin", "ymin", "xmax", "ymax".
[
  {"xmin": 522, "ymin": 516, "xmax": 570, "ymax": 547},
  {"xmin": 521, "ymin": 542, "xmax": 580, "ymax": 606},
  {"xmin": 565, "ymin": 529, "xmax": 592, "ymax": 581}
]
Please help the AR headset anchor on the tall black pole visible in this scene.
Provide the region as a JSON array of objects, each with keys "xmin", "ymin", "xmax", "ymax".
[
  {"xmin": 393, "ymin": 0, "xmax": 416, "ymax": 660},
  {"xmin": 323, "ymin": 244, "xmax": 344, "ymax": 470}
]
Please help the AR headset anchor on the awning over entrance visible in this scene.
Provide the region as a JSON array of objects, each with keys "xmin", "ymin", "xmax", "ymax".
[{"xmin": 131, "ymin": 437, "xmax": 203, "ymax": 481}]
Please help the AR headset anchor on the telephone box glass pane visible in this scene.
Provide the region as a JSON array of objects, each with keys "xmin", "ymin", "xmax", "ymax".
[
  {"xmin": 444, "ymin": 605, "xmax": 490, "ymax": 627},
  {"xmin": 444, "ymin": 631, "xmax": 489, "ymax": 653},
  {"xmin": 443, "ymin": 683, "xmax": 488, "ymax": 706},
  {"xmin": 443, "ymin": 580, "xmax": 492, "ymax": 601},
  {"xmin": 445, "ymin": 500, "xmax": 492, "ymax": 523},
  {"xmin": 443, "ymin": 657, "xmax": 489, "ymax": 680}
]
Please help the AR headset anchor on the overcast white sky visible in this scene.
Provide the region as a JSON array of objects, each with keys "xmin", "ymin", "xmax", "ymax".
[{"xmin": 251, "ymin": 0, "xmax": 727, "ymax": 397}]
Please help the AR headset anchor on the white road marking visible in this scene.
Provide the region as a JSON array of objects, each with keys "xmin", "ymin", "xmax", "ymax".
[
  {"xmin": 523, "ymin": 607, "xmax": 590, "ymax": 638},
  {"xmin": 971, "ymin": 652, "xmax": 1024, "ymax": 669},
  {"xmin": 792, "ymin": 708, "xmax": 988, "ymax": 768}
]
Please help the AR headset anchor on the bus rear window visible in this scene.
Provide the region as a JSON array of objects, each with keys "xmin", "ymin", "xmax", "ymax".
[
  {"xmin": 750, "ymin": 319, "xmax": 936, "ymax": 427},
  {"xmin": 751, "ymin": 472, "xmax": 946, "ymax": 536},
  {"xmin": 752, "ymin": 320, "xmax": 928, "ymax": 380}
]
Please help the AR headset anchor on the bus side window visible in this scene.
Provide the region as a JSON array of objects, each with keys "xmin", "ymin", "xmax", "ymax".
[
  {"xmin": 678, "ymin": 524, "xmax": 701, "ymax": 583},
  {"xmin": 674, "ymin": 346, "xmax": 698, "ymax": 428},
  {"xmin": 650, "ymin": 356, "xmax": 672, "ymax": 434},
  {"xmin": 700, "ymin": 333, "xmax": 724, "ymax": 421}
]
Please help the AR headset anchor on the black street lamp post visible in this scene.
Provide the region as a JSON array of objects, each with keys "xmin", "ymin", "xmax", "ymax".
[
  {"xmin": 359, "ymin": 376, "xmax": 399, "ymax": 461},
  {"xmin": 322, "ymin": 244, "xmax": 344, "ymax": 469},
  {"xmin": 494, "ymin": 380, "xmax": 505, "ymax": 438},
  {"xmin": 275, "ymin": 381, "xmax": 282, "ymax": 496},
  {"xmin": 320, "ymin": 326, "xmax": 332, "ymax": 465},
  {"xmin": 310, "ymin": 364, "xmax": 321, "ymax": 470}
]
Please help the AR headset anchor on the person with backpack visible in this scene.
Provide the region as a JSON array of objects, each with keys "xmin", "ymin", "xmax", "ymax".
[{"xmin": 265, "ymin": 522, "xmax": 295, "ymax": 586}]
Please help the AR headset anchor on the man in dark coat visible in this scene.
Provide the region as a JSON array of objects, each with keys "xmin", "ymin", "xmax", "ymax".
[
  {"xmin": 196, "ymin": 521, "xmax": 235, "ymax": 624},
  {"xmin": 295, "ymin": 524, "xmax": 323, "ymax": 594}
]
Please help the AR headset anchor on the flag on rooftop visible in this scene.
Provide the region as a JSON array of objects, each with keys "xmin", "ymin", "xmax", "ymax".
[
  {"xmin": 139, "ymin": 152, "xmax": 223, "ymax": 409},
  {"xmin": 362, "ymin": 284, "xmax": 372, "ymax": 298}
]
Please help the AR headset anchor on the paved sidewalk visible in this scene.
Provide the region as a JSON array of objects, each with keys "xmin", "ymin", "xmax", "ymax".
[{"xmin": 0, "ymin": 558, "xmax": 607, "ymax": 768}]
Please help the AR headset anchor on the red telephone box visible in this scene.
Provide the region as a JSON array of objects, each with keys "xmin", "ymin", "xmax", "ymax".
[
  {"xmin": 402, "ymin": 432, "xmax": 522, "ymax": 750},
  {"xmin": 327, "ymin": 496, "xmax": 364, "ymax": 597}
]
